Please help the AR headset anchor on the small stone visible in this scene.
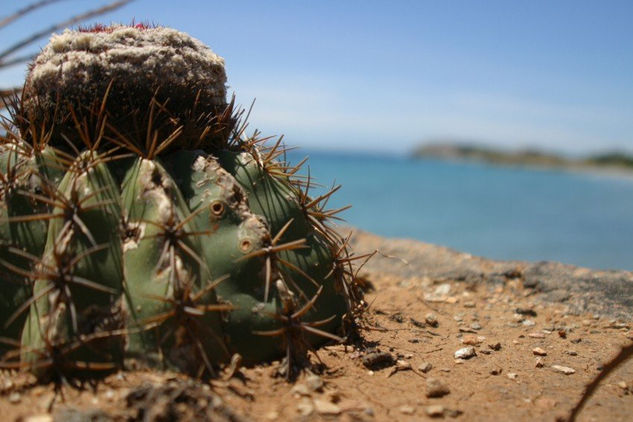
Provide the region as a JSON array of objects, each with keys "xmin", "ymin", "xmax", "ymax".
[
  {"xmin": 418, "ymin": 362, "xmax": 433, "ymax": 373},
  {"xmin": 23, "ymin": 416, "xmax": 53, "ymax": 422},
  {"xmin": 522, "ymin": 319, "xmax": 536, "ymax": 327},
  {"xmin": 552, "ymin": 365, "xmax": 575, "ymax": 375},
  {"xmin": 453, "ymin": 314, "xmax": 463, "ymax": 322},
  {"xmin": 396, "ymin": 359, "xmax": 412, "ymax": 371},
  {"xmin": 535, "ymin": 358, "xmax": 544, "ymax": 368},
  {"xmin": 462, "ymin": 334, "xmax": 483, "ymax": 345},
  {"xmin": 446, "ymin": 408, "xmax": 464, "ymax": 418},
  {"xmin": 507, "ymin": 373, "xmax": 518, "ymax": 380},
  {"xmin": 515, "ymin": 307, "xmax": 537, "ymax": 317},
  {"xmin": 490, "ymin": 367, "xmax": 503, "ymax": 375},
  {"xmin": 425, "ymin": 405, "xmax": 445, "ymax": 417},
  {"xmin": 566, "ymin": 350, "xmax": 577, "ymax": 356},
  {"xmin": 362, "ymin": 350, "xmax": 394, "ymax": 369},
  {"xmin": 464, "ymin": 301, "xmax": 476, "ymax": 308},
  {"xmin": 489, "ymin": 342, "xmax": 502, "ymax": 351},
  {"xmin": 9, "ymin": 392, "xmax": 21, "ymax": 404},
  {"xmin": 435, "ymin": 283, "xmax": 451, "ymax": 296},
  {"xmin": 535, "ymin": 397, "xmax": 557, "ymax": 409},
  {"xmin": 297, "ymin": 399, "xmax": 314, "ymax": 416},
  {"xmin": 265, "ymin": 411, "xmax": 279, "ymax": 420},
  {"xmin": 454, "ymin": 347, "xmax": 476, "ymax": 360},
  {"xmin": 446, "ymin": 296, "xmax": 458, "ymax": 304},
  {"xmin": 570, "ymin": 338, "xmax": 582, "ymax": 344},
  {"xmin": 291, "ymin": 384, "xmax": 311, "ymax": 396},
  {"xmin": 426, "ymin": 378, "xmax": 450, "ymax": 398},
  {"xmin": 313, "ymin": 399, "xmax": 342, "ymax": 416},
  {"xmin": 470, "ymin": 322, "xmax": 482, "ymax": 330},
  {"xmin": 399, "ymin": 405, "xmax": 415, "ymax": 415},
  {"xmin": 617, "ymin": 381, "xmax": 628, "ymax": 391},
  {"xmin": 532, "ymin": 347, "xmax": 547, "ymax": 356},
  {"xmin": 425, "ymin": 313, "xmax": 439, "ymax": 327},
  {"xmin": 528, "ymin": 332, "xmax": 545, "ymax": 339},
  {"xmin": 306, "ymin": 374, "xmax": 324, "ymax": 392}
]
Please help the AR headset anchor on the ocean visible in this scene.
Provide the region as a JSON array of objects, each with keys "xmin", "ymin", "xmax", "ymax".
[{"xmin": 285, "ymin": 149, "xmax": 633, "ymax": 271}]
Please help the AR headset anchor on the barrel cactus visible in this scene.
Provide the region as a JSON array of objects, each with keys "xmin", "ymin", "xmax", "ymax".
[{"xmin": 0, "ymin": 24, "xmax": 364, "ymax": 381}]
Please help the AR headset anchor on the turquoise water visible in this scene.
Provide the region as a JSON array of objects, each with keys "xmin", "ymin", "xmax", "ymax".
[{"xmin": 286, "ymin": 150, "xmax": 633, "ymax": 271}]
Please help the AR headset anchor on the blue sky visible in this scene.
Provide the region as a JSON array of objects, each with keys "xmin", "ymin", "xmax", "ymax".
[{"xmin": 2, "ymin": 0, "xmax": 632, "ymax": 154}]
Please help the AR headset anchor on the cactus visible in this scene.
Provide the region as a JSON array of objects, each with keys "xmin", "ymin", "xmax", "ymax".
[{"xmin": 0, "ymin": 24, "xmax": 365, "ymax": 381}]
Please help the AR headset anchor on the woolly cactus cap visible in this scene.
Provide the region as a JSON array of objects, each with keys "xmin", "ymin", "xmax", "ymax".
[{"xmin": 21, "ymin": 25, "xmax": 230, "ymax": 151}]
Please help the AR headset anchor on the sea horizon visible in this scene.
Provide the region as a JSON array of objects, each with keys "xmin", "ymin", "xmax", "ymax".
[{"xmin": 284, "ymin": 147, "xmax": 633, "ymax": 272}]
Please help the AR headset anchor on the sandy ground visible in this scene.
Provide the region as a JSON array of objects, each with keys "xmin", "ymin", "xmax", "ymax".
[{"xmin": 1, "ymin": 230, "xmax": 632, "ymax": 421}]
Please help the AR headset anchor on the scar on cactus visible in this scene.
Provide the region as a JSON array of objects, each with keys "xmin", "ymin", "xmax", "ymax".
[{"xmin": 0, "ymin": 24, "xmax": 369, "ymax": 381}]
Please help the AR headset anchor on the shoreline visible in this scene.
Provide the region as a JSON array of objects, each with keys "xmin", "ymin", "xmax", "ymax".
[{"xmin": 346, "ymin": 229, "xmax": 633, "ymax": 319}]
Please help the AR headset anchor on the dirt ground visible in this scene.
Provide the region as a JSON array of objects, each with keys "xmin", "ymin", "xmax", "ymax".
[{"xmin": 1, "ymin": 230, "xmax": 632, "ymax": 421}]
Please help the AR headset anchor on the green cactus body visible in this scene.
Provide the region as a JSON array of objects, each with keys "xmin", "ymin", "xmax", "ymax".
[
  {"xmin": 0, "ymin": 144, "xmax": 65, "ymax": 352},
  {"xmin": 0, "ymin": 24, "xmax": 361, "ymax": 380},
  {"xmin": 21, "ymin": 152, "xmax": 124, "ymax": 378}
]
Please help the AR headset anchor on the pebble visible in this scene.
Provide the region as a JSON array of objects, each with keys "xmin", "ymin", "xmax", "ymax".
[
  {"xmin": 418, "ymin": 362, "xmax": 433, "ymax": 373},
  {"xmin": 552, "ymin": 365, "xmax": 575, "ymax": 375},
  {"xmin": 617, "ymin": 381, "xmax": 629, "ymax": 391},
  {"xmin": 425, "ymin": 313, "xmax": 439, "ymax": 327},
  {"xmin": 425, "ymin": 405, "xmax": 445, "ymax": 417},
  {"xmin": 265, "ymin": 411, "xmax": 279, "ymax": 420},
  {"xmin": 464, "ymin": 301, "xmax": 476, "ymax": 308},
  {"xmin": 534, "ymin": 397, "xmax": 557, "ymax": 409},
  {"xmin": 470, "ymin": 322, "xmax": 482, "ymax": 331},
  {"xmin": 9, "ymin": 392, "xmax": 21, "ymax": 404},
  {"xmin": 462, "ymin": 334, "xmax": 484, "ymax": 345},
  {"xmin": 535, "ymin": 358, "xmax": 544, "ymax": 368},
  {"xmin": 507, "ymin": 373, "xmax": 518, "ymax": 380},
  {"xmin": 515, "ymin": 307, "xmax": 537, "ymax": 317},
  {"xmin": 291, "ymin": 384, "xmax": 311, "ymax": 397},
  {"xmin": 396, "ymin": 359, "xmax": 412, "ymax": 371},
  {"xmin": 522, "ymin": 319, "xmax": 536, "ymax": 327},
  {"xmin": 313, "ymin": 399, "xmax": 342, "ymax": 416},
  {"xmin": 490, "ymin": 367, "xmax": 503, "ymax": 375},
  {"xmin": 297, "ymin": 399, "xmax": 314, "ymax": 416},
  {"xmin": 24, "ymin": 417, "xmax": 53, "ymax": 422},
  {"xmin": 399, "ymin": 405, "xmax": 415, "ymax": 415},
  {"xmin": 435, "ymin": 283, "xmax": 451, "ymax": 296},
  {"xmin": 362, "ymin": 350, "xmax": 394, "ymax": 369},
  {"xmin": 528, "ymin": 332, "xmax": 545, "ymax": 339},
  {"xmin": 306, "ymin": 374, "xmax": 324, "ymax": 392},
  {"xmin": 489, "ymin": 342, "xmax": 502, "ymax": 351},
  {"xmin": 454, "ymin": 346, "xmax": 476, "ymax": 360},
  {"xmin": 566, "ymin": 350, "xmax": 578, "ymax": 356},
  {"xmin": 532, "ymin": 347, "xmax": 547, "ymax": 356},
  {"xmin": 426, "ymin": 378, "xmax": 450, "ymax": 398}
]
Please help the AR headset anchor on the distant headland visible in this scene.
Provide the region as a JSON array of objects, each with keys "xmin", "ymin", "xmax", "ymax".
[{"xmin": 411, "ymin": 142, "xmax": 633, "ymax": 173}]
